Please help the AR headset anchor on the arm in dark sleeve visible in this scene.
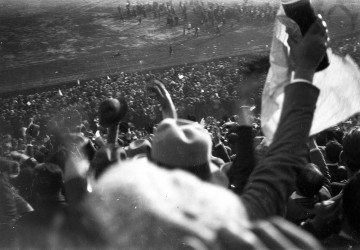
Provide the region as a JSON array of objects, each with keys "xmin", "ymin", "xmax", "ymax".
[
  {"xmin": 227, "ymin": 126, "xmax": 255, "ymax": 195},
  {"xmin": 213, "ymin": 144, "xmax": 231, "ymax": 163},
  {"xmin": 241, "ymin": 82, "xmax": 320, "ymax": 220}
]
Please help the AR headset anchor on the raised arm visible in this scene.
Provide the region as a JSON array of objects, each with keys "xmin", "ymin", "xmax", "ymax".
[
  {"xmin": 225, "ymin": 106, "xmax": 255, "ymax": 195},
  {"xmin": 148, "ymin": 79, "xmax": 177, "ymax": 120},
  {"xmin": 241, "ymin": 18, "xmax": 328, "ymax": 220},
  {"xmin": 212, "ymin": 126, "xmax": 231, "ymax": 163}
]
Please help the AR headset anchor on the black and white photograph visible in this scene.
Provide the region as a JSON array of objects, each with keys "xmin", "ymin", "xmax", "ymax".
[{"xmin": 0, "ymin": 0, "xmax": 360, "ymax": 249}]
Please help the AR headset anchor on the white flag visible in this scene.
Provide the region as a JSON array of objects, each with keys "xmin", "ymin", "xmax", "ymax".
[{"xmin": 261, "ymin": 14, "xmax": 360, "ymax": 145}]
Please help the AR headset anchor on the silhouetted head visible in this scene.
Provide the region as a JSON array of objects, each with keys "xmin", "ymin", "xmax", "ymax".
[
  {"xmin": 296, "ymin": 163, "xmax": 324, "ymax": 197},
  {"xmin": 325, "ymin": 140, "xmax": 343, "ymax": 164},
  {"xmin": 342, "ymin": 127, "xmax": 360, "ymax": 174}
]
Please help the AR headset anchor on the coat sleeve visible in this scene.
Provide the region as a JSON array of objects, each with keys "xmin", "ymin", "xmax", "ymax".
[
  {"xmin": 227, "ymin": 126, "xmax": 255, "ymax": 195},
  {"xmin": 241, "ymin": 82, "xmax": 320, "ymax": 220}
]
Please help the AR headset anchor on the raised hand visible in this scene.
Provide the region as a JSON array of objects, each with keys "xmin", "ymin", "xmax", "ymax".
[
  {"xmin": 99, "ymin": 97, "xmax": 128, "ymax": 144},
  {"xmin": 236, "ymin": 106, "xmax": 254, "ymax": 127},
  {"xmin": 63, "ymin": 133, "xmax": 92, "ymax": 182},
  {"xmin": 287, "ymin": 17, "xmax": 329, "ymax": 81},
  {"xmin": 212, "ymin": 126, "xmax": 222, "ymax": 145},
  {"xmin": 147, "ymin": 79, "xmax": 177, "ymax": 120}
]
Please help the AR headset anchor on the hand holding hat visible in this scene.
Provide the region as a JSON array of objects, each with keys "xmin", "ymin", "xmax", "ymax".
[{"xmin": 99, "ymin": 97, "xmax": 128, "ymax": 144}]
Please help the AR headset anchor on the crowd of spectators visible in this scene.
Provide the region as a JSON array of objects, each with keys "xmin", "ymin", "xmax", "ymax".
[
  {"xmin": 332, "ymin": 34, "xmax": 360, "ymax": 61},
  {"xmin": 117, "ymin": 0, "xmax": 278, "ymax": 32},
  {"xmin": 1, "ymin": 10, "xmax": 360, "ymax": 250},
  {"xmin": 0, "ymin": 54, "xmax": 268, "ymax": 140}
]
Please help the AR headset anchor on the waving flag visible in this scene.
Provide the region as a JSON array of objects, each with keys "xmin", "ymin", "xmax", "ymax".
[{"xmin": 261, "ymin": 13, "xmax": 360, "ymax": 145}]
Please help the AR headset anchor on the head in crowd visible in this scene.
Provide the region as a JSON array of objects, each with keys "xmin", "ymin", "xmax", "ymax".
[
  {"xmin": 295, "ymin": 163, "xmax": 325, "ymax": 198},
  {"xmin": 81, "ymin": 159, "xmax": 252, "ymax": 249},
  {"xmin": 151, "ymin": 118, "xmax": 212, "ymax": 181},
  {"xmin": 316, "ymin": 128, "xmax": 344, "ymax": 146},
  {"xmin": 32, "ymin": 163, "xmax": 63, "ymax": 197},
  {"xmin": 0, "ymin": 158, "xmax": 20, "ymax": 178},
  {"xmin": 34, "ymin": 149, "xmax": 46, "ymax": 163},
  {"xmin": 341, "ymin": 126, "xmax": 360, "ymax": 174},
  {"xmin": 19, "ymin": 157, "xmax": 38, "ymax": 173},
  {"xmin": 342, "ymin": 171, "xmax": 360, "ymax": 235},
  {"xmin": 325, "ymin": 140, "xmax": 343, "ymax": 164}
]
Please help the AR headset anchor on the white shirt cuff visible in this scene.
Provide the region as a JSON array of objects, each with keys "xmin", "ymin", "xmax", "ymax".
[{"xmin": 291, "ymin": 78, "xmax": 313, "ymax": 84}]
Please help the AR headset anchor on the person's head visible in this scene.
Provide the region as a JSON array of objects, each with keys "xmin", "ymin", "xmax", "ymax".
[
  {"xmin": 296, "ymin": 163, "xmax": 325, "ymax": 198},
  {"xmin": 316, "ymin": 128, "xmax": 344, "ymax": 146},
  {"xmin": 151, "ymin": 118, "xmax": 212, "ymax": 181},
  {"xmin": 151, "ymin": 119, "xmax": 228, "ymax": 187},
  {"xmin": 32, "ymin": 163, "xmax": 63, "ymax": 197},
  {"xmin": 21, "ymin": 156, "xmax": 38, "ymax": 169},
  {"xmin": 341, "ymin": 127, "xmax": 360, "ymax": 175},
  {"xmin": 81, "ymin": 158, "xmax": 245, "ymax": 249},
  {"xmin": 0, "ymin": 158, "xmax": 20, "ymax": 178},
  {"xmin": 342, "ymin": 171, "xmax": 360, "ymax": 235},
  {"xmin": 325, "ymin": 140, "xmax": 343, "ymax": 164},
  {"xmin": 76, "ymin": 158, "xmax": 322, "ymax": 250}
]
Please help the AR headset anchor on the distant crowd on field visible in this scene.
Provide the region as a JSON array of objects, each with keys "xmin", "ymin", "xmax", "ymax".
[
  {"xmin": 117, "ymin": 0, "xmax": 278, "ymax": 30},
  {"xmin": 116, "ymin": 0, "xmax": 359, "ymax": 35},
  {"xmin": 1, "ymin": 15, "xmax": 360, "ymax": 250}
]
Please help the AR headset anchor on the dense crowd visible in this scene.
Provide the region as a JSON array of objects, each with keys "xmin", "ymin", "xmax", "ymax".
[
  {"xmin": 0, "ymin": 54, "xmax": 268, "ymax": 140},
  {"xmin": 1, "ymin": 7, "xmax": 360, "ymax": 250},
  {"xmin": 117, "ymin": 0, "xmax": 278, "ymax": 31},
  {"xmin": 332, "ymin": 34, "xmax": 360, "ymax": 61}
]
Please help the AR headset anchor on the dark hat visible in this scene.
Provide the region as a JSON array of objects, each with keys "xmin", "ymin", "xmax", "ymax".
[
  {"xmin": 342, "ymin": 127, "xmax": 360, "ymax": 172},
  {"xmin": 27, "ymin": 123, "xmax": 40, "ymax": 138},
  {"xmin": 22, "ymin": 157, "xmax": 38, "ymax": 169},
  {"xmin": 119, "ymin": 122, "xmax": 129, "ymax": 134}
]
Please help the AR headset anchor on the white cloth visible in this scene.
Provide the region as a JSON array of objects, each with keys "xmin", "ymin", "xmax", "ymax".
[{"xmin": 261, "ymin": 14, "xmax": 360, "ymax": 145}]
